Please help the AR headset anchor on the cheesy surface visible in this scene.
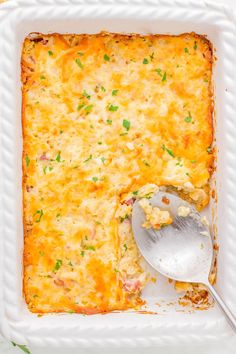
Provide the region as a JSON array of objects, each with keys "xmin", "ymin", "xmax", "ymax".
[{"xmin": 22, "ymin": 32, "xmax": 213, "ymax": 313}]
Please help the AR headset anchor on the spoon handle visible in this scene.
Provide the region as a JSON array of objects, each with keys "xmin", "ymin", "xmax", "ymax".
[{"xmin": 206, "ymin": 282, "xmax": 236, "ymax": 333}]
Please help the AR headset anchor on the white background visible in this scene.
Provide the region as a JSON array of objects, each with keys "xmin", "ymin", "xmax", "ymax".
[{"xmin": 0, "ymin": 0, "xmax": 236, "ymax": 353}]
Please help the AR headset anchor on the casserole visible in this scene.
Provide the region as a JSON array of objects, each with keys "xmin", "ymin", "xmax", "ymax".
[
  {"xmin": 0, "ymin": 0, "xmax": 236, "ymax": 347},
  {"xmin": 22, "ymin": 31, "xmax": 213, "ymax": 314}
]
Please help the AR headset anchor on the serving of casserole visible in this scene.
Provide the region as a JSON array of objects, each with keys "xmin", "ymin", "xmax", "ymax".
[{"xmin": 22, "ymin": 31, "xmax": 214, "ymax": 314}]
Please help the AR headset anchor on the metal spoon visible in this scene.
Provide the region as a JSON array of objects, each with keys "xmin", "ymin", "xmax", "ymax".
[{"xmin": 132, "ymin": 191, "xmax": 236, "ymax": 332}]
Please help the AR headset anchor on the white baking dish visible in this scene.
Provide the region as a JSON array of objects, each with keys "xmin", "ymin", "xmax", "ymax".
[{"xmin": 0, "ymin": 0, "xmax": 236, "ymax": 348}]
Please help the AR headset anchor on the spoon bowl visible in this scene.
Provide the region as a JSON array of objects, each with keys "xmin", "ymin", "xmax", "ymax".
[
  {"xmin": 132, "ymin": 191, "xmax": 236, "ymax": 332},
  {"xmin": 132, "ymin": 191, "xmax": 212, "ymax": 284}
]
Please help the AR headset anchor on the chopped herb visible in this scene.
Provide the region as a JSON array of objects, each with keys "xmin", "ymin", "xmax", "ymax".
[
  {"xmin": 83, "ymin": 90, "xmax": 91, "ymax": 100},
  {"xmin": 150, "ymin": 52, "xmax": 155, "ymax": 60},
  {"xmin": 83, "ymin": 154, "xmax": 93, "ymax": 163},
  {"xmin": 184, "ymin": 47, "xmax": 189, "ymax": 53},
  {"xmin": 184, "ymin": 112, "xmax": 192, "ymax": 123},
  {"xmin": 84, "ymin": 104, "xmax": 93, "ymax": 112},
  {"xmin": 143, "ymin": 160, "xmax": 150, "ymax": 167},
  {"xmin": 48, "ymin": 50, "xmax": 53, "ymax": 56},
  {"xmin": 77, "ymin": 52, "xmax": 84, "ymax": 56},
  {"xmin": 77, "ymin": 104, "xmax": 85, "ymax": 111},
  {"xmin": 80, "ymin": 250, "xmax": 85, "ymax": 257},
  {"xmin": 204, "ymin": 78, "xmax": 208, "ymax": 83},
  {"xmin": 176, "ymin": 64, "xmax": 180, "ymax": 68},
  {"xmin": 75, "ymin": 58, "xmax": 84, "ymax": 69},
  {"xmin": 186, "ymin": 172, "xmax": 190, "ymax": 176},
  {"xmin": 123, "ymin": 243, "xmax": 128, "ymax": 252},
  {"xmin": 143, "ymin": 58, "xmax": 149, "ymax": 64},
  {"xmin": 162, "ymin": 144, "xmax": 175, "ymax": 157},
  {"xmin": 162, "ymin": 72, "xmax": 167, "ymax": 82},
  {"xmin": 132, "ymin": 190, "xmax": 139, "ymax": 195},
  {"xmin": 90, "ymin": 124, "xmax": 94, "ymax": 129},
  {"xmin": 98, "ymin": 141, "xmax": 102, "ymax": 145},
  {"xmin": 33, "ymin": 294, "xmax": 38, "ymax": 298},
  {"xmin": 39, "ymin": 250, "xmax": 45, "ymax": 256},
  {"xmin": 49, "ymin": 166, "xmax": 53, "ymax": 171},
  {"xmin": 85, "ymin": 245, "xmax": 95, "ymax": 251},
  {"xmin": 67, "ymin": 310, "xmax": 75, "ymax": 314},
  {"xmin": 122, "ymin": 119, "xmax": 130, "ymax": 131},
  {"xmin": 190, "ymin": 160, "xmax": 197, "ymax": 163},
  {"xmin": 40, "ymin": 75, "xmax": 46, "ymax": 80},
  {"xmin": 120, "ymin": 214, "xmax": 129, "ymax": 223},
  {"xmin": 155, "ymin": 68, "xmax": 162, "ymax": 76},
  {"xmin": 207, "ymin": 147, "xmax": 213, "ymax": 154},
  {"xmin": 55, "ymin": 151, "xmax": 63, "ymax": 162},
  {"xmin": 25, "ymin": 154, "xmax": 30, "ymax": 167},
  {"xmin": 106, "ymin": 119, "xmax": 112, "ymax": 125},
  {"xmin": 68, "ymin": 261, "xmax": 73, "ymax": 267},
  {"xmin": 60, "ymin": 130, "xmax": 63, "ymax": 134},
  {"xmin": 114, "ymin": 268, "xmax": 119, "ymax": 273},
  {"xmin": 34, "ymin": 209, "xmax": 43, "ymax": 223},
  {"xmin": 176, "ymin": 158, "xmax": 183, "ymax": 167},
  {"xmin": 112, "ymin": 89, "xmax": 119, "ymax": 96},
  {"xmin": 92, "ymin": 176, "xmax": 98, "ymax": 182},
  {"xmin": 56, "ymin": 213, "xmax": 61, "ymax": 218},
  {"xmin": 120, "ymin": 132, "xmax": 128, "ymax": 136},
  {"xmin": 101, "ymin": 157, "xmax": 106, "ymax": 164},
  {"xmin": 108, "ymin": 104, "xmax": 119, "ymax": 112},
  {"xmin": 193, "ymin": 41, "xmax": 197, "ymax": 50},
  {"xmin": 53, "ymin": 259, "xmax": 62, "ymax": 272},
  {"xmin": 101, "ymin": 86, "xmax": 106, "ymax": 92},
  {"xmin": 85, "ymin": 236, "xmax": 88, "ymax": 240},
  {"xmin": 72, "ymin": 165, "xmax": 78, "ymax": 169},
  {"xmin": 43, "ymin": 166, "xmax": 47, "ymax": 175},
  {"xmin": 104, "ymin": 54, "xmax": 110, "ymax": 61},
  {"xmin": 11, "ymin": 343, "xmax": 30, "ymax": 354}
]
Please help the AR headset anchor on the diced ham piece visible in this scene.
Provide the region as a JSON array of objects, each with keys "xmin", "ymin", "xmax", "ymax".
[
  {"xmin": 39, "ymin": 153, "xmax": 49, "ymax": 161},
  {"xmin": 123, "ymin": 198, "xmax": 135, "ymax": 206},
  {"xmin": 123, "ymin": 279, "xmax": 141, "ymax": 293}
]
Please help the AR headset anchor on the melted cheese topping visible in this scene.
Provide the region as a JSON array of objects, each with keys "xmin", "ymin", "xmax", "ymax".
[
  {"xmin": 139, "ymin": 199, "xmax": 172, "ymax": 229},
  {"xmin": 22, "ymin": 32, "xmax": 213, "ymax": 313}
]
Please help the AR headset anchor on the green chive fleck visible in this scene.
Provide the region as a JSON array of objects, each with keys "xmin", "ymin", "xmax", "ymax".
[
  {"xmin": 53, "ymin": 259, "xmax": 62, "ymax": 272},
  {"xmin": 184, "ymin": 47, "xmax": 189, "ymax": 53},
  {"xmin": 162, "ymin": 144, "xmax": 175, "ymax": 157},
  {"xmin": 85, "ymin": 245, "xmax": 95, "ymax": 251},
  {"xmin": 108, "ymin": 104, "xmax": 119, "ymax": 112},
  {"xmin": 112, "ymin": 89, "xmax": 119, "ymax": 96},
  {"xmin": 83, "ymin": 90, "xmax": 91, "ymax": 99},
  {"xmin": 155, "ymin": 68, "xmax": 162, "ymax": 76},
  {"xmin": 106, "ymin": 119, "xmax": 112, "ymax": 125},
  {"xmin": 75, "ymin": 58, "xmax": 84, "ymax": 69},
  {"xmin": 40, "ymin": 75, "xmax": 46, "ymax": 80},
  {"xmin": 162, "ymin": 72, "xmax": 167, "ymax": 82},
  {"xmin": 48, "ymin": 50, "xmax": 53, "ymax": 56},
  {"xmin": 25, "ymin": 154, "xmax": 30, "ymax": 167},
  {"xmin": 193, "ymin": 41, "xmax": 197, "ymax": 50},
  {"xmin": 83, "ymin": 154, "xmax": 92, "ymax": 163},
  {"xmin": 34, "ymin": 209, "xmax": 44, "ymax": 223},
  {"xmin": 92, "ymin": 176, "xmax": 98, "ymax": 182},
  {"xmin": 184, "ymin": 112, "xmax": 192, "ymax": 123},
  {"xmin": 122, "ymin": 119, "xmax": 130, "ymax": 131},
  {"xmin": 11, "ymin": 343, "xmax": 30, "ymax": 354},
  {"xmin": 104, "ymin": 54, "xmax": 110, "ymax": 61},
  {"xmin": 77, "ymin": 104, "xmax": 85, "ymax": 111},
  {"xmin": 84, "ymin": 104, "xmax": 94, "ymax": 113},
  {"xmin": 143, "ymin": 58, "xmax": 149, "ymax": 64},
  {"xmin": 132, "ymin": 190, "xmax": 139, "ymax": 195}
]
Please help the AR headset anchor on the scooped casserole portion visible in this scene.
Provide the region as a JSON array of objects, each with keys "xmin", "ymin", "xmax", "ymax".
[{"xmin": 22, "ymin": 32, "xmax": 213, "ymax": 314}]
